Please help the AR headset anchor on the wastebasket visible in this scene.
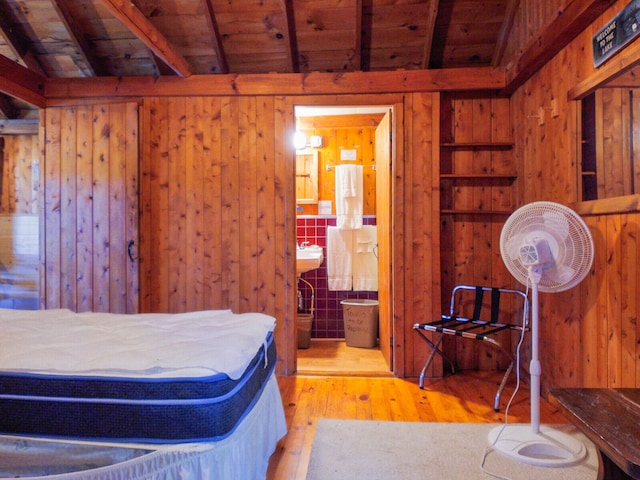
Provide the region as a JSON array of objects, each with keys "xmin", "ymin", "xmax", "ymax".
[
  {"xmin": 297, "ymin": 313, "xmax": 313, "ymax": 349},
  {"xmin": 341, "ymin": 299, "xmax": 379, "ymax": 348}
]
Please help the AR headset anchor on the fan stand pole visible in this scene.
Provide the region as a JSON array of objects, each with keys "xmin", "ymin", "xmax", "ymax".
[
  {"xmin": 530, "ymin": 267, "xmax": 542, "ymax": 434},
  {"xmin": 487, "ymin": 266, "xmax": 587, "ymax": 468}
]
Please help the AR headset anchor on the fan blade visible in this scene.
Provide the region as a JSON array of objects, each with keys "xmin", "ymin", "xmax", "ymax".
[
  {"xmin": 540, "ymin": 264, "xmax": 576, "ymax": 291},
  {"xmin": 542, "ymin": 210, "xmax": 569, "ymax": 239},
  {"xmin": 504, "ymin": 233, "xmax": 526, "ymax": 261}
]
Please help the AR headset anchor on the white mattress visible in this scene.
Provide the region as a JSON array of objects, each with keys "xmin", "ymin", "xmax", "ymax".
[
  {"xmin": 0, "ymin": 373, "xmax": 286, "ymax": 480},
  {"xmin": 0, "ymin": 308, "xmax": 275, "ymax": 379}
]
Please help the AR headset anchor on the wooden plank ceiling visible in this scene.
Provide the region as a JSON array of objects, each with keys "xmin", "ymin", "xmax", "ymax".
[{"xmin": 0, "ymin": 0, "xmax": 514, "ymax": 119}]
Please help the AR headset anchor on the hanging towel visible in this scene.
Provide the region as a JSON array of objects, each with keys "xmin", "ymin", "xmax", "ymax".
[
  {"xmin": 335, "ymin": 165, "xmax": 363, "ymax": 230},
  {"xmin": 327, "ymin": 226, "xmax": 353, "ymax": 291},
  {"xmin": 353, "ymin": 225, "xmax": 378, "ymax": 291}
]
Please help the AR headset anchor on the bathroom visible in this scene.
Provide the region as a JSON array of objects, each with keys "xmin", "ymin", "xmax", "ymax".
[{"xmin": 294, "ymin": 105, "xmax": 391, "ymax": 374}]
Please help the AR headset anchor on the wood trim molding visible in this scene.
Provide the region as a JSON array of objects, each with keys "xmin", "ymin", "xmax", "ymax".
[{"xmin": 571, "ymin": 194, "xmax": 640, "ymax": 215}]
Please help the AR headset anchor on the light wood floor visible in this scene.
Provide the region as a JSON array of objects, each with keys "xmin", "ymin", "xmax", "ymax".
[
  {"xmin": 267, "ymin": 342, "xmax": 567, "ymax": 480},
  {"xmin": 297, "ymin": 339, "xmax": 391, "ymax": 376}
]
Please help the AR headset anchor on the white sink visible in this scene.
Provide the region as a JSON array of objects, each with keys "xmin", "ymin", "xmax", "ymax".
[{"xmin": 296, "ymin": 245, "xmax": 323, "ymax": 275}]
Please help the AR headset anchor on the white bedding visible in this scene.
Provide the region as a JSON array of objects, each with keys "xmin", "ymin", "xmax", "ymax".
[
  {"xmin": 0, "ymin": 308, "xmax": 275, "ymax": 379},
  {"xmin": 0, "ymin": 373, "xmax": 286, "ymax": 480}
]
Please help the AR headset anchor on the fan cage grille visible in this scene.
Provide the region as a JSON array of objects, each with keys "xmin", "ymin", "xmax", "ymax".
[{"xmin": 500, "ymin": 201, "xmax": 594, "ymax": 292}]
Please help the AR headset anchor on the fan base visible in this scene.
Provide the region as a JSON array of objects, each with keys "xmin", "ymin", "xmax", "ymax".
[{"xmin": 488, "ymin": 424, "xmax": 587, "ymax": 468}]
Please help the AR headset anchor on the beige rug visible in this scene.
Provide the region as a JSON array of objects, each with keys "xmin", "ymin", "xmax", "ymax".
[{"xmin": 306, "ymin": 420, "xmax": 600, "ymax": 480}]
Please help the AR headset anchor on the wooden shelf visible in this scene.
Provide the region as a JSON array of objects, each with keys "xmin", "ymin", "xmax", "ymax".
[
  {"xmin": 440, "ymin": 174, "xmax": 516, "ymax": 180},
  {"xmin": 440, "ymin": 142, "xmax": 513, "ymax": 149},
  {"xmin": 440, "ymin": 210, "xmax": 513, "ymax": 215}
]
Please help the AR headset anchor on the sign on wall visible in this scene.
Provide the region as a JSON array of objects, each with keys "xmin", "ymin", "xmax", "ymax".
[{"xmin": 593, "ymin": 0, "xmax": 640, "ymax": 67}]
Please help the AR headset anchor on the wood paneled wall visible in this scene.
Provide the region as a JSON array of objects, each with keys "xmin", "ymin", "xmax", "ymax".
[
  {"xmin": 500, "ymin": 0, "xmax": 568, "ymax": 68},
  {"xmin": 0, "ymin": 135, "xmax": 38, "ymax": 214},
  {"xmin": 510, "ymin": 0, "xmax": 640, "ymax": 390},
  {"xmin": 40, "ymin": 103, "xmax": 139, "ymax": 314},
  {"xmin": 402, "ymin": 92, "xmax": 441, "ymax": 377},
  {"xmin": 37, "ymin": 92, "xmax": 440, "ymax": 377},
  {"xmin": 30, "ymin": 0, "xmax": 640, "ymax": 388},
  {"xmin": 139, "ymin": 96, "xmax": 297, "ymax": 372},
  {"xmin": 135, "ymin": 93, "xmax": 440, "ymax": 376},
  {"xmin": 439, "ymin": 93, "xmax": 520, "ymax": 371}
]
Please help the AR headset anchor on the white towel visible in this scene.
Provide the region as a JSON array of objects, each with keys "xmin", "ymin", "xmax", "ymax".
[
  {"xmin": 335, "ymin": 165, "xmax": 363, "ymax": 230},
  {"xmin": 353, "ymin": 226, "xmax": 378, "ymax": 291},
  {"xmin": 327, "ymin": 227, "xmax": 353, "ymax": 291}
]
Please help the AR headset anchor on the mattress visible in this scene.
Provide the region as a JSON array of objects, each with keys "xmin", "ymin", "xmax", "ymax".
[
  {"xmin": 0, "ymin": 308, "xmax": 279, "ymax": 443},
  {"xmin": 0, "ymin": 373, "xmax": 287, "ymax": 479}
]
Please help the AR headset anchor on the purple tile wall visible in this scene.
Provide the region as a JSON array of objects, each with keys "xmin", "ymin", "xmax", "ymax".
[{"xmin": 296, "ymin": 215, "xmax": 378, "ymax": 338}]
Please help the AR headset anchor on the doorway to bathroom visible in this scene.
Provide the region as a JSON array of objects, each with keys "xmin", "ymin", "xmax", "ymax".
[{"xmin": 293, "ymin": 103, "xmax": 395, "ymax": 376}]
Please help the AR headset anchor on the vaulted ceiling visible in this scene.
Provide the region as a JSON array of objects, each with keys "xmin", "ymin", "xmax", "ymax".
[
  {"xmin": 0, "ymin": 0, "xmax": 623, "ymax": 123},
  {"xmin": 0, "ymin": 0, "xmax": 517, "ymax": 119}
]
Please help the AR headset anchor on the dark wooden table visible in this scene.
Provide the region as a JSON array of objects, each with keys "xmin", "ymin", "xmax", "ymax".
[{"xmin": 550, "ymin": 388, "xmax": 640, "ymax": 480}]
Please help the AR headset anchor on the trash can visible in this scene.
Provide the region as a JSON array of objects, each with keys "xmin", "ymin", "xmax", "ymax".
[
  {"xmin": 297, "ymin": 313, "xmax": 313, "ymax": 349},
  {"xmin": 341, "ymin": 299, "xmax": 379, "ymax": 348}
]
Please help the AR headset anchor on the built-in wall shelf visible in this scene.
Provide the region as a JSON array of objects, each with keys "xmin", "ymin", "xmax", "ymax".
[
  {"xmin": 440, "ymin": 174, "xmax": 516, "ymax": 180},
  {"xmin": 440, "ymin": 210, "xmax": 513, "ymax": 215},
  {"xmin": 439, "ymin": 93, "xmax": 516, "ymax": 216},
  {"xmin": 440, "ymin": 142, "xmax": 513, "ymax": 149}
]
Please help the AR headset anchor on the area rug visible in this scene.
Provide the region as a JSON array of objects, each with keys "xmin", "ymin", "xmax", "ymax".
[{"xmin": 306, "ymin": 420, "xmax": 599, "ymax": 480}]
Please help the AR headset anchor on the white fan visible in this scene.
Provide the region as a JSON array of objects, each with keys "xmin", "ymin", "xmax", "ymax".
[{"xmin": 488, "ymin": 201, "xmax": 594, "ymax": 467}]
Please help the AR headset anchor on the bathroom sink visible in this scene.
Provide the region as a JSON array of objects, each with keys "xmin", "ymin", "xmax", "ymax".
[{"xmin": 296, "ymin": 245, "xmax": 323, "ymax": 275}]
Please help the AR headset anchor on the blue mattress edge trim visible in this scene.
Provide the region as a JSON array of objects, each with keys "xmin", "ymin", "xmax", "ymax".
[{"xmin": 0, "ymin": 333, "xmax": 278, "ymax": 443}]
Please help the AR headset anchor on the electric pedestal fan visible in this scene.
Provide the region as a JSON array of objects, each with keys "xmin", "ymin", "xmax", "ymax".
[{"xmin": 488, "ymin": 201, "xmax": 594, "ymax": 467}]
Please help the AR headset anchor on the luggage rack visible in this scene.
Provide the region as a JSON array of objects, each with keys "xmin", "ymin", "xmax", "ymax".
[{"xmin": 413, "ymin": 285, "xmax": 529, "ymax": 411}]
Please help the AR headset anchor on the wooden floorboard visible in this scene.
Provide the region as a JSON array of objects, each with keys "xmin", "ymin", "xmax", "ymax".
[
  {"xmin": 297, "ymin": 339, "xmax": 391, "ymax": 376},
  {"xmin": 268, "ymin": 342, "xmax": 568, "ymax": 480}
]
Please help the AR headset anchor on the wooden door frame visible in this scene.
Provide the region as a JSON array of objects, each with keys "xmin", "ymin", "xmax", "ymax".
[{"xmin": 284, "ymin": 94, "xmax": 405, "ymax": 375}]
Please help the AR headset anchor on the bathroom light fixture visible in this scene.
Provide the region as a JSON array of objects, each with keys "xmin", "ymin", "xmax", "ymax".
[
  {"xmin": 293, "ymin": 130, "xmax": 307, "ymax": 150},
  {"xmin": 294, "ymin": 114, "xmax": 307, "ymax": 150}
]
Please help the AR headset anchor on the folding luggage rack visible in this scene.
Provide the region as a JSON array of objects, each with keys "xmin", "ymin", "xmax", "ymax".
[{"xmin": 413, "ymin": 285, "xmax": 529, "ymax": 411}]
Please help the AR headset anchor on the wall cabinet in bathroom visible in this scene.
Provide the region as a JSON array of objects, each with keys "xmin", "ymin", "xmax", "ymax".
[{"xmin": 295, "ymin": 149, "xmax": 319, "ymax": 204}]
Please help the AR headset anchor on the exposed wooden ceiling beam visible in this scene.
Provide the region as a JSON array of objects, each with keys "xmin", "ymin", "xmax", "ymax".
[
  {"xmin": 281, "ymin": 0, "xmax": 300, "ymax": 73},
  {"xmin": 49, "ymin": 0, "xmax": 103, "ymax": 77},
  {"xmin": 148, "ymin": 48, "xmax": 178, "ymax": 77},
  {"xmin": 99, "ymin": 0, "xmax": 193, "ymax": 78},
  {"xmin": 44, "ymin": 67, "xmax": 506, "ymax": 100},
  {"xmin": 353, "ymin": 0, "xmax": 362, "ymax": 71},
  {"xmin": 502, "ymin": 0, "xmax": 617, "ymax": 95},
  {"xmin": 0, "ymin": 94, "xmax": 18, "ymax": 119},
  {"xmin": 201, "ymin": 0, "xmax": 229, "ymax": 74},
  {"xmin": 492, "ymin": 0, "xmax": 519, "ymax": 67},
  {"xmin": 0, "ymin": 54, "xmax": 46, "ymax": 108},
  {"xmin": 421, "ymin": 0, "xmax": 440, "ymax": 69},
  {"xmin": 0, "ymin": 119, "xmax": 38, "ymax": 135},
  {"xmin": 0, "ymin": 4, "xmax": 46, "ymax": 76}
]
